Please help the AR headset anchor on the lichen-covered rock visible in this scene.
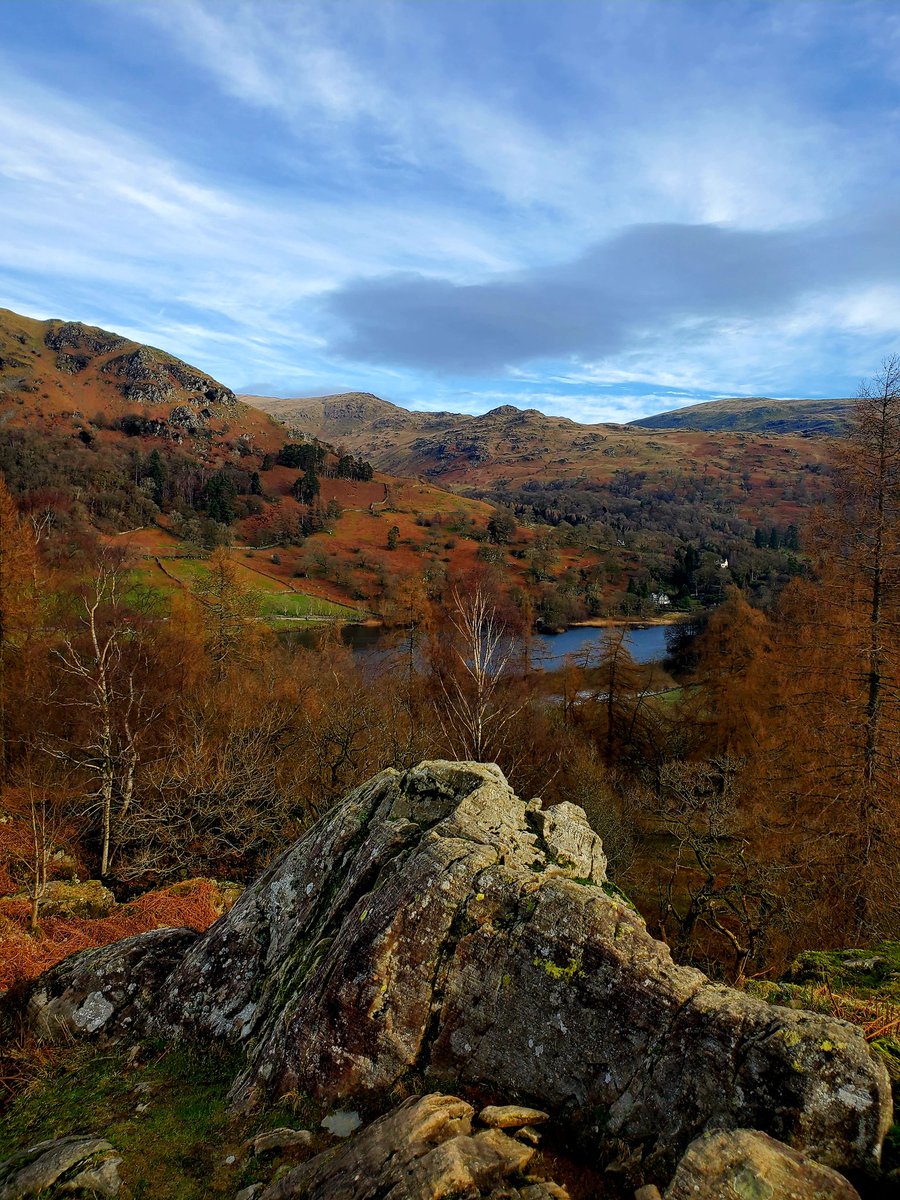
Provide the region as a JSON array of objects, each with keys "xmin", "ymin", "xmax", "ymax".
[
  {"xmin": 0, "ymin": 1135, "xmax": 122, "ymax": 1199},
  {"xmin": 28, "ymin": 762, "xmax": 893, "ymax": 1181},
  {"xmin": 28, "ymin": 926, "xmax": 198, "ymax": 1042},
  {"xmin": 39, "ymin": 879, "xmax": 117, "ymax": 920},
  {"xmin": 529, "ymin": 801, "xmax": 606, "ymax": 883},
  {"xmin": 254, "ymin": 1093, "xmax": 562, "ymax": 1200},
  {"xmin": 664, "ymin": 1129, "xmax": 862, "ymax": 1199}
]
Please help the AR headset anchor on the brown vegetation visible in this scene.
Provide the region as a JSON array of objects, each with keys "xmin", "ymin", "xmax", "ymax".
[{"xmin": 0, "ymin": 342, "xmax": 897, "ymax": 1005}]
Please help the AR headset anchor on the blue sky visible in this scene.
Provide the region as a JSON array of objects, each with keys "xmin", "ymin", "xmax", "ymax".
[{"xmin": 1, "ymin": 1, "xmax": 900, "ymax": 420}]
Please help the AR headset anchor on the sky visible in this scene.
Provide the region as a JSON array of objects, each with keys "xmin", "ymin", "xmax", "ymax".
[{"xmin": 1, "ymin": 1, "xmax": 900, "ymax": 421}]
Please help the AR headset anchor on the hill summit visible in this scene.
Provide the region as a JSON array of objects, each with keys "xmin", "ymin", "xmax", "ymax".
[
  {"xmin": 0, "ymin": 307, "xmax": 237, "ymax": 423},
  {"xmin": 631, "ymin": 395, "xmax": 855, "ymax": 436}
]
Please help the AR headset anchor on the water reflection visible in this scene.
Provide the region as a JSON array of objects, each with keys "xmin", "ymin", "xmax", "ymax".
[{"xmin": 283, "ymin": 621, "xmax": 671, "ymax": 666}]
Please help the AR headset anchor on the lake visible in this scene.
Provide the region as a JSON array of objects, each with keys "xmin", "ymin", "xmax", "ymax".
[
  {"xmin": 533, "ymin": 623, "xmax": 672, "ymax": 665},
  {"xmin": 292, "ymin": 620, "xmax": 673, "ymax": 666}
]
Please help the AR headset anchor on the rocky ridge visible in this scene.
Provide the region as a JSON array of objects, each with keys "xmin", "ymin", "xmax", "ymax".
[
  {"xmin": 0, "ymin": 309, "xmax": 239, "ymax": 440},
  {"xmin": 26, "ymin": 761, "xmax": 893, "ymax": 1190}
]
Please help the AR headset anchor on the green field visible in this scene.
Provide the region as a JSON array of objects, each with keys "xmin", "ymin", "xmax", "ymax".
[
  {"xmin": 134, "ymin": 558, "xmax": 366, "ymax": 623},
  {"xmin": 256, "ymin": 591, "xmax": 363, "ymax": 620}
]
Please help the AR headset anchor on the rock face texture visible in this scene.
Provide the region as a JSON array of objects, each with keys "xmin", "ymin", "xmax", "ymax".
[
  {"xmin": 664, "ymin": 1129, "xmax": 862, "ymax": 1200},
  {"xmin": 29, "ymin": 927, "xmax": 198, "ymax": 1042},
  {"xmin": 255, "ymin": 1093, "xmax": 565, "ymax": 1200},
  {"xmin": 27, "ymin": 762, "xmax": 892, "ymax": 1182}
]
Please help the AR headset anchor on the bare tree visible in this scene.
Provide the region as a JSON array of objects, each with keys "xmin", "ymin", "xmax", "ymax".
[
  {"xmin": 656, "ymin": 756, "xmax": 785, "ymax": 982},
  {"xmin": 431, "ymin": 586, "xmax": 526, "ymax": 762},
  {"xmin": 45, "ymin": 563, "xmax": 159, "ymax": 877},
  {"xmin": 124, "ymin": 695, "xmax": 306, "ymax": 880}
]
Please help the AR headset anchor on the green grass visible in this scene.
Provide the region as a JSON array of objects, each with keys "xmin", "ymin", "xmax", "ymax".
[
  {"xmin": 785, "ymin": 941, "xmax": 900, "ymax": 999},
  {"xmin": 130, "ymin": 560, "xmax": 366, "ymax": 622},
  {"xmin": 0, "ymin": 1044, "xmax": 326, "ymax": 1200},
  {"xmin": 256, "ymin": 591, "xmax": 362, "ymax": 619}
]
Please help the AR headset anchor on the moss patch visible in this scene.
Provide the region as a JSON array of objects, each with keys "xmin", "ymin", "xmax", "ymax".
[
  {"xmin": 785, "ymin": 943, "xmax": 900, "ymax": 999},
  {"xmin": 0, "ymin": 1043, "xmax": 324, "ymax": 1200}
]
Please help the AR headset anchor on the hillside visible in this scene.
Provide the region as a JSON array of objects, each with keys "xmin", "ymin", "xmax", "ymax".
[
  {"xmin": 0, "ymin": 310, "xmax": 519, "ymax": 617},
  {"xmin": 0, "ymin": 311, "xmax": 840, "ymax": 625},
  {"xmin": 242, "ymin": 392, "xmax": 833, "ymax": 520},
  {"xmin": 240, "ymin": 391, "xmax": 460, "ymax": 474},
  {"xmin": 630, "ymin": 394, "xmax": 855, "ymax": 435},
  {"xmin": 245, "ymin": 390, "xmax": 835, "ymax": 616},
  {"xmin": 0, "ymin": 305, "xmax": 285, "ymax": 456}
]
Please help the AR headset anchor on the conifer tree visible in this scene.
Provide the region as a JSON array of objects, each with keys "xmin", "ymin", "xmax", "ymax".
[{"xmin": 0, "ymin": 476, "xmax": 38, "ymax": 778}]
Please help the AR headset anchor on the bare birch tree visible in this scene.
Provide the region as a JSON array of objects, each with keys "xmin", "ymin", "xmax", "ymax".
[
  {"xmin": 46, "ymin": 563, "xmax": 159, "ymax": 877},
  {"xmin": 432, "ymin": 586, "xmax": 526, "ymax": 762}
]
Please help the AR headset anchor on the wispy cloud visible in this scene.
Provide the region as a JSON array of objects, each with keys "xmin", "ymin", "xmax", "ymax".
[{"xmin": 1, "ymin": 0, "xmax": 900, "ymax": 415}]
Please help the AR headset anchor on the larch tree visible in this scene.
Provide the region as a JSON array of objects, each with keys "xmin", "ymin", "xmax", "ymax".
[
  {"xmin": 773, "ymin": 358, "xmax": 900, "ymax": 939},
  {"xmin": 834, "ymin": 358, "xmax": 900, "ymax": 812},
  {"xmin": 689, "ymin": 586, "xmax": 775, "ymax": 758},
  {"xmin": 0, "ymin": 476, "xmax": 39, "ymax": 780},
  {"xmin": 192, "ymin": 547, "xmax": 261, "ymax": 681}
]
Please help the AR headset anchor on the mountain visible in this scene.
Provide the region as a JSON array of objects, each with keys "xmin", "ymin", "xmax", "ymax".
[
  {"xmin": 245, "ymin": 389, "xmax": 837, "ymax": 616},
  {"xmin": 1, "ymin": 306, "xmax": 242, "ymax": 427},
  {"xmin": 240, "ymin": 391, "xmax": 460, "ymax": 473},
  {"xmin": 0, "ymin": 309, "xmax": 840, "ymax": 625},
  {"xmin": 0, "ymin": 310, "xmax": 504, "ymax": 615},
  {"xmin": 630, "ymin": 395, "xmax": 855, "ymax": 436},
  {"xmin": 242, "ymin": 390, "xmax": 837, "ymax": 490},
  {"xmin": 243, "ymin": 390, "xmax": 833, "ymax": 517}
]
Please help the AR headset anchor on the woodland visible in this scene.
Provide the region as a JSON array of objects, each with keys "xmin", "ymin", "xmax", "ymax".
[{"xmin": 0, "ymin": 357, "xmax": 896, "ymax": 999}]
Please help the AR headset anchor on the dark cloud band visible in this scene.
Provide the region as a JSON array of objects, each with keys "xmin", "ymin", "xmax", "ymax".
[{"xmin": 324, "ymin": 209, "xmax": 900, "ymax": 372}]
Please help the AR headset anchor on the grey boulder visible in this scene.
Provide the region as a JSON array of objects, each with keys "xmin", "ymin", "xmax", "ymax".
[{"xmin": 0, "ymin": 1135, "xmax": 122, "ymax": 1199}]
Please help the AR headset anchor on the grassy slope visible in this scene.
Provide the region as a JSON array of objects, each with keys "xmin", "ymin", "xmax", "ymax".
[{"xmin": 0, "ymin": 1043, "xmax": 329, "ymax": 1200}]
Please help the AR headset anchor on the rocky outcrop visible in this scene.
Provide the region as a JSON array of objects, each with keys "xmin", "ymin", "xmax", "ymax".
[
  {"xmin": 29, "ymin": 926, "xmax": 198, "ymax": 1042},
  {"xmin": 27, "ymin": 762, "xmax": 893, "ymax": 1183},
  {"xmin": 44, "ymin": 322, "xmax": 126, "ymax": 355},
  {"xmin": 169, "ymin": 404, "xmax": 209, "ymax": 434},
  {"xmin": 0, "ymin": 1135, "xmax": 122, "ymax": 1199},
  {"xmin": 54, "ymin": 353, "xmax": 89, "ymax": 375},
  {"xmin": 664, "ymin": 1129, "xmax": 862, "ymax": 1199},
  {"xmin": 101, "ymin": 347, "xmax": 236, "ymax": 409},
  {"xmin": 254, "ymin": 1093, "xmax": 566, "ymax": 1200}
]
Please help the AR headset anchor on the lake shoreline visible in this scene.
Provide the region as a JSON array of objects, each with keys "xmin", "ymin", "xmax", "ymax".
[{"xmin": 562, "ymin": 614, "xmax": 684, "ymax": 630}]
